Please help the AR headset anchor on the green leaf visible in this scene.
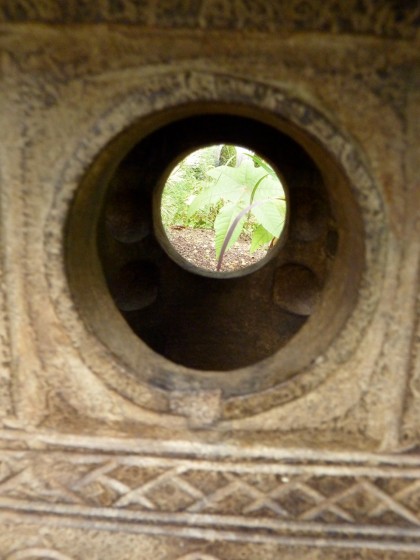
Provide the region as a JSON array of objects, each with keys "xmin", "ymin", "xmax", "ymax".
[
  {"xmin": 207, "ymin": 160, "xmax": 268, "ymax": 199},
  {"xmin": 244, "ymin": 152, "xmax": 278, "ymax": 179},
  {"xmin": 250, "ymin": 224, "xmax": 274, "ymax": 253},
  {"xmin": 187, "ymin": 170, "xmax": 247, "ymax": 218},
  {"xmin": 187, "ymin": 189, "xmax": 215, "ymax": 217},
  {"xmin": 163, "ymin": 146, "xmax": 287, "ymax": 271},
  {"xmin": 214, "ymin": 203, "xmax": 245, "ymax": 259},
  {"xmin": 251, "ymin": 175, "xmax": 284, "ymax": 202},
  {"xmin": 249, "ymin": 174, "xmax": 269, "ymax": 206},
  {"xmin": 251, "ymin": 199, "xmax": 285, "ymax": 238}
]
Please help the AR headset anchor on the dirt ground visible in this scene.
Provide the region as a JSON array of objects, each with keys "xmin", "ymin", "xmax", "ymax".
[{"xmin": 166, "ymin": 226, "xmax": 267, "ymax": 272}]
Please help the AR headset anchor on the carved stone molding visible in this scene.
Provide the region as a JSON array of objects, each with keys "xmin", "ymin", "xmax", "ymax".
[
  {"xmin": 1, "ymin": 429, "xmax": 420, "ymax": 552},
  {"xmin": 0, "ymin": 0, "xmax": 418, "ymax": 39}
]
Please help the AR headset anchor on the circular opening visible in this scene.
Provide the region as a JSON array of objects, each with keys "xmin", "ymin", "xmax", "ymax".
[
  {"xmin": 66, "ymin": 101, "xmax": 364, "ymax": 393},
  {"xmin": 97, "ymin": 111, "xmax": 337, "ymax": 372},
  {"xmin": 159, "ymin": 144, "xmax": 287, "ymax": 275}
]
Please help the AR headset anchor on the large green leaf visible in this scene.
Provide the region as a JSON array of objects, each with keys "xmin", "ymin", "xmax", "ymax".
[
  {"xmin": 250, "ymin": 224, "xmax": 274, "ymax": 253},
  {"xmin": 188, "ymin": 159, "xmax": 284, "ymax": 218},
  {"xmin": 252, "ymin": 175, "xmax": 284, "ymax": 202},
  {"xmin": 244, "ymin": 152, "xmax": 278, "ymax": 179},
  {"xmin": 251, "ymin": 199, "xmax": 285, "ymax": 238},
  {"xmin": 187, "ymin": 188, "xmax": 218, "ymax": 217},
  {"xmin": 180, "ymin": 151, "xmax": 287, "ymax": 267},
  {"xmin": 214, "ymin": 203, "xmax": 246, "ymax": 259},
  {"xmin": 207, "ymin": 160, "xmax": 269, "ymax": 198},
  {"xmin": 187, "ymin": 169, "xmax": 248, "ymax": 217}
]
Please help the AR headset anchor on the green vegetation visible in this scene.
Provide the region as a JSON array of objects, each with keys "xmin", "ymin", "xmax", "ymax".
[
  {"xmin": 161, "ymin": 145, "xmax": 286, "ymax": 270},
  {"xmin": 161, "ymin": 146, "xmax": 219, "ymax": 230}
]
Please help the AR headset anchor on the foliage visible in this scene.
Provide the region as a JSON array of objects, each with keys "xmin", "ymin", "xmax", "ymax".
[
  {"xmin": 161, "ymin": 146, "xmax": 219, "ymax": 229},
  {"xmin": 219, "ymin": 144, "xmax": 237, "ymax": 167},
  {"xmin": 161, "ymin": 145, "xmax": 286, "ymax": 269},
  {"xmin": 187, "ymin": 150, "xmax": 285, "ymax": 266}
]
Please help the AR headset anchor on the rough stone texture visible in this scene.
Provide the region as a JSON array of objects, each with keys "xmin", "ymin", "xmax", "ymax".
[
  {"xmin": 0, "ymin": 0, "xmax": 419, "ymax": 557},
  {"xmin": 0, "ymin": 0, "xmax": 418, "ymax": 39}
]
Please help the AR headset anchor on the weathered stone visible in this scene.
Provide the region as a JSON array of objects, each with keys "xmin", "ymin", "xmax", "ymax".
[
  {"xmin": 273, "ymin": 264, "xmax": 321, "ymax": 316},
  {"xmin": 0, "ymin": 1, "xmax": 418, "ymax": 557}
]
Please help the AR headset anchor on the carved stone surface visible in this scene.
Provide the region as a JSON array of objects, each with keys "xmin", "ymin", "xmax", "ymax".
[
  {"xmin": 1, "ymin": 430, "xmax": 420, "ymax": 554},
  {"xmin": 0, "ymin": 1, "xmax": 419, "ymax": 557},
  {"xmin": 0, "ymin": 0, "xmax": 418, "ymax": 39}
]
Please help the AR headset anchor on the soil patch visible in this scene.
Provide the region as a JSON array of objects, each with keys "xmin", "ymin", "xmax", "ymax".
[{"xmin": 166, "ymin": 226, "xmax": 268, "ymax": 272}]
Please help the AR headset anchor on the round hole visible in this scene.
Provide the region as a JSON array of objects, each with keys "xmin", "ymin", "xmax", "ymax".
[
  {"xmin": 66, "ymin": 101, "xmax": 365, "ymax": 395},
  {"xmin": 158, "ymin": 144, "xmax": 287, "ymax": 275},
  {"xmin": 97, "ymin": 111, "xmax": 335, "ymax": 372}
]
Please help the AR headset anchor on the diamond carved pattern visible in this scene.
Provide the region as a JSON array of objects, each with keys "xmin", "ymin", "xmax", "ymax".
[
  {"xmin": 1, "ymin": 456, "xmax": 419, "ymax": 528},
  {"xmin": 2, "ymin": 447, "xmax": 420, "ymax": 551}
]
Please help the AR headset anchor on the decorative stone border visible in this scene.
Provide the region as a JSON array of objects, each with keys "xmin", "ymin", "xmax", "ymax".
[
  {"xmin": 1, "ymin": 429, "xmax": 420, "ymax": 552},
  {"xmin": 0, "ymin": 0, "xmax": 417, "ymax": 40}
]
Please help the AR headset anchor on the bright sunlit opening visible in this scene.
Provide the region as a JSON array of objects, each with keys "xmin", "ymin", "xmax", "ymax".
[{"xmin": 161, "ymin": 144, "xmax": 286, "ymax": 273}]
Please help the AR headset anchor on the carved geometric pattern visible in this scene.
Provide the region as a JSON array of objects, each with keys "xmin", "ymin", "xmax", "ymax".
[
  {"xmin": 1, "ymin": 432, "xmax": 420, "ymax": 550},
  {"xmin": 2, "ymin": 456, "xmax": 420, "ymax": 527},
  {"xmin": 2, "ymin": 459, "xmax": 419, "ymax": 527}
]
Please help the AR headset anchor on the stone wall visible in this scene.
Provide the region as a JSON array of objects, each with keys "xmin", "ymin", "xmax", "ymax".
[{"xmin": 0, "ymin": 1, "xmax": 419, "ymax": 557}]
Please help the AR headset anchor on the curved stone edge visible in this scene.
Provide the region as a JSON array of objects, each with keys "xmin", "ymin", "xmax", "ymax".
[{"xmin": 43, "ymin": 70, "xmax": 386, "ymax": 420}]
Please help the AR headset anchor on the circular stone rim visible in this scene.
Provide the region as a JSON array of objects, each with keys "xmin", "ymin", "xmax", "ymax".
[
  {"xmin": 47, "ymin": 71, "xmax": 386, "ymax": 419},
  {"xmin": 154, "ymin": 143, "xmax": 289, "ymax": 280}
]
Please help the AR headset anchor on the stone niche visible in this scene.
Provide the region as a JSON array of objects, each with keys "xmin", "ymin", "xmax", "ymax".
[{"xmin": 0, "ymin": 1, "xmax": 419, "ymax": 558}]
